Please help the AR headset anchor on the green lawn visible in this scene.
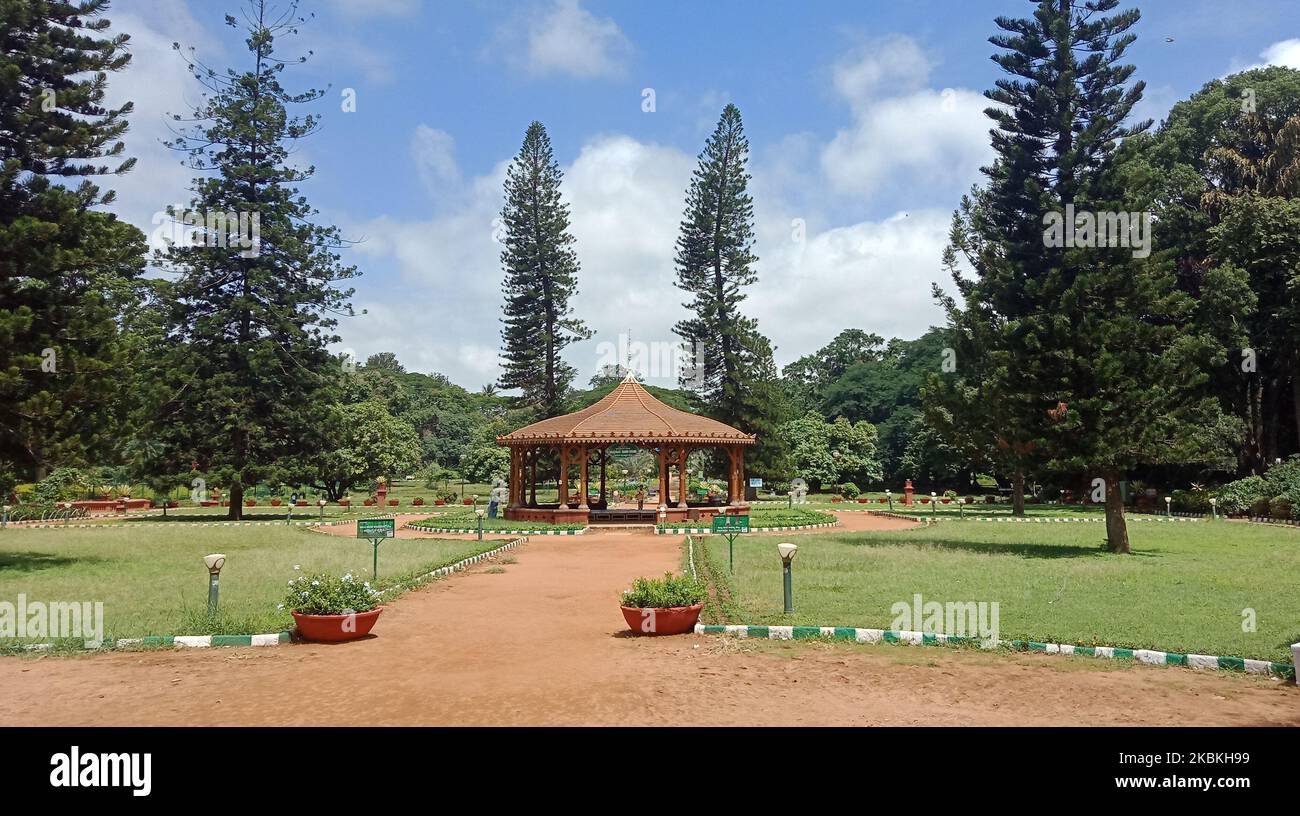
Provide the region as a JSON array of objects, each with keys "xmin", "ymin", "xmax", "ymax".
[
  {"xmin": 409, "ymin": 507, "xmax": 584, "ymax": 532},
  {"xmin": 657, "ymin": 507, "xmax": 835, "ymax": 530},
  {"xmin": 0, "ymin": 525, "xmax": 501, "ymax": 644},
  {"xmin": 693, "ymin": 520, "xmax": 1300, "ymax": 662}
]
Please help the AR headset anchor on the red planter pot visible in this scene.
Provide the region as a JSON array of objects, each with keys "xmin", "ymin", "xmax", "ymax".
[
  {"xmin": 271, "ymin": 499, "xmax": 282, "ymax": 506},
  {"xmin": 858, "ymin": 498, "xmax": 868, "ymax": 503},
  {"xmin": 620, "ymin": 603, "xmax": 702, "ymax": 636},
  {"xmin": 878, "ymin": 498, "xmax": 887, "ymax": 503},
  {"xmin": 387, "ymin": 499, "xmax": 399, "ymax": 506},
  {"xmin": 462, "ymin": 499, "xmax": 473, "ymax": 506},
  {"xmin": 295, "ymin": 501, "xmax": 308, "ymax": 507},
  {"xmin": 435, "ymin": 499, "xmax": 446, "ymax": 506},
  {"xmin": 245, "ymin": 500, "xmax": 257, "ymax": 507},
  {"xmin": 413, "ymin": 500, "xmax": 425, "ymax": 506},
  {"xmin": 941, "ymin": 498, "xmax": 952, "ymax": 504},
  {"xmin": 363, "ymin": 500, "xmax": 374, "ymax": 507},
  {"xmin": 291, "ymin": 607, "xmax": 383, "ymax": 642},
  {"xmin": 831, "ymin": 497, "xmax": 843, "ymax": 503},
  {"xmin": 338, "ymin": 500, "xmax": 350, "ymax": 507}
]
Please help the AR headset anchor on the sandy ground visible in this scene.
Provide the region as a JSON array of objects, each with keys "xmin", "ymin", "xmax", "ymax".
[{"xmin": 1, "ymin": 511, "xmax": 1296, "ymax": 726}]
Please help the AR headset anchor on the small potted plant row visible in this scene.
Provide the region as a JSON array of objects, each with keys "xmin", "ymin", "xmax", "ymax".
[
  {"xmin": 283, "ymin": 571, "xmax": 383, "ymax": 642},
  {"xmin": 619, "ymin": 572, "xmax": 706, "ymax": 636}
]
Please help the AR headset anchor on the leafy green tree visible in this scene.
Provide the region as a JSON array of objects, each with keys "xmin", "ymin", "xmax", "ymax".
[
  {"xmin": 314, "ymin": 401, "xmax": 421, "ymax": 501},
  {"xmin": 1125, "ymin": 67, "xmax": 1300, "ymax": 473},
  {"xmin": 777, "ymin": 411, "xmax": 881, "ymax": 491},
  {"xmin": 497, "ymin": 121, "xmax": 591, "ymax": 417},
  {"xmin": 0, "ymin": 0, "xmax": 144, "ymax": 480},
  {"xmin": 783, "ymin": 329, "xmax": 884, "ymax": 411},
  {"xmin": 149, "ymin": 2, "xmax": 357, "ymax": 519},
  {"xmin": 673, "ymin": 103, "xmax": 790, "ymax": 475}
]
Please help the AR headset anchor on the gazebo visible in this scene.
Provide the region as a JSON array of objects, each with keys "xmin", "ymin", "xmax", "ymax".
[{"xmin": 497, "ymin": 374, "xmax": 755, "ymax": 524}]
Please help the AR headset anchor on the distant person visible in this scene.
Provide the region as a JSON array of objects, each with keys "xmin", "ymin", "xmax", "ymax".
[
  {"xmin": 488, "ymin": 496, "xmax": 499, "ymax": 519},
  {"xmin": 636, "ymin": 487, "xmax": 646, "ymax": 510}
]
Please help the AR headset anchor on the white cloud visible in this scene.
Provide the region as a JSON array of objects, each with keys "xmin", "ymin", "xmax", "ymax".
[
  {"xmin": 832, "ymin": 35, "xmax": 932, "ymax": 113},
  {"xmin": 411, "ymin": 126, "xmax": 461, "ymax": 196},
  {"xmin": 101, "ymin": 6, "xmax": 221, "ymax": 243},
  {"xmin": 503, "ymin": 0, "xmax": 631, "ymax": 79},
  {"xmin": 1256, "ymin": 38, "xmax": 1300, "ymax": 70},
  {"xmin": 821, "ymin": 87, "xmax": 992, "ymax": 197}
]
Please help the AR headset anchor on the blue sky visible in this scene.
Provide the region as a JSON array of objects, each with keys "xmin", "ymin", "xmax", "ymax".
[{"xmin": 104, "ymin": 0, "xmax": 1300, "ymax": 389}]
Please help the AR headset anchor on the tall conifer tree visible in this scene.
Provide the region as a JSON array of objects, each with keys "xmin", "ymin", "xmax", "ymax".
[
  {"xmin": 674, "ymin": 103, "xmax": 789, "ymax": 475},
  {"xmin": 0, "ymin": 0, "xmax": 145, "ymax": 480},
  {"xmin": 151, "ymin": 1, "xmax": 357, "ymax": 520},
  {"xmin": 497, "ymin": 121, "xmax": 590, "ymax": 418},
  {"xmin": 938, "ymin": 0, "xmax": 1242, "ymax": 551}
]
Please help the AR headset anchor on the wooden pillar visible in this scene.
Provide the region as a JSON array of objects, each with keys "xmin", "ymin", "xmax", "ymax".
[
  {"xmin": 728, "ymin": 448, "xmax": 742, "ymax": 506},
  {"xmin": 508, "ymin": 448, "xmax": 519, "ymax": 508},
  {"xmin": 528, "ymin": 448, "xmax": 537, "ymax": 506},
  {"xmin": 578, "ymin": 445, "xmax": 590, "ymax": 510},
  {"xmin": 559, "ymin": 446, "xmax": 569, "ymax": 507},
  {"xmin": 598, "ymin": 448, "xmax": 607, "ymax": 507},
  {"xmin": 657, "ymin": 447, "xmax": 668, "ymax": 506},
  {"xmin": 677, "ymin": 446, "xmax": 689, "ymax": 508}
]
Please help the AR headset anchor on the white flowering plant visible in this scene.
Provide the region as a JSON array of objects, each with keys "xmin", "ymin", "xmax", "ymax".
[{"xmin": 283, "ymin": 572, "xmax": 380, "ymax": 615}]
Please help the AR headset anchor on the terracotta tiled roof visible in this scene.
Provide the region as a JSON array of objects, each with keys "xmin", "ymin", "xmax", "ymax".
[{"xmin": 497, "ymin": 374, "xmax": 756, "ymax": 446}]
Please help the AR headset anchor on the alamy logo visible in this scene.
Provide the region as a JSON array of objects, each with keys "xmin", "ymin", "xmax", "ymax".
[
  {"xmin": 150, "ymin": 206, "xmax": 261, "ymax": 258},
  {"xmin": 50, "ymin": 747, "xmax": 151, "ymax": 797},
  {"xmin": 1042, "ymin": 204, "xmax": 1152, "ymax": 258},
  {"xmin": 595, "ymin": 334, "xmax": 706, "ymax": 388},
  {"xmin": 890, "ymin": 593, "xmax": 999, "ymax": 643},
  {"xmin": 0, "ymin": 594, "xmax": 104, "ymax": 647}
]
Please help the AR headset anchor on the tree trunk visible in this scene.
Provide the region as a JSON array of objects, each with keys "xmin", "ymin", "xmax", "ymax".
[
  {"xmin": 1104, "ymin": 470, "xmax": 1130, "ymax": 554},
  {"xmin": 228, "ymin": 478, "xmax": 244, "ymax": 521},
  {"xmin": 1012, "ymin": 470, "xmax": 1026, "ymax": 516}
]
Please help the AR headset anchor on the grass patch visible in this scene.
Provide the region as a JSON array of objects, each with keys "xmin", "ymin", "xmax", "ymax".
[
  {"xmin": 408, "ymin": 508, "xmax": 583, "ymax": 532},
  {"xmin": 696, "ymin": 520, "xmax": 1300, "ymax": 662},
  {"xmin": 0, "ymin": 525, "xmax": 503, "ymax": 642}
]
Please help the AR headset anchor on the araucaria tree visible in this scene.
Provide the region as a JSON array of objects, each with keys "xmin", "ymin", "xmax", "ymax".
[
  {"xmin": 497, "ymin": 121, "xmax": 591, "ymax": 418},
  {"xmin": 151, "ymin": 1, "xmax": 357, "ymax": 520},
  {"xmin": 939, "ymin": 0, "xmax": 1242, "ymax": 552},
  {"xmin": 674, "ymin": 103, "xmax": 788, "ymax": 475},
  {"xmin": 0, "ymin": 0, "xmax": 145, "ymax": 482}
]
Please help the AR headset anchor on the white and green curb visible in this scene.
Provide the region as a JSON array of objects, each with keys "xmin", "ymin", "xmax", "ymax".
[
  {"xmin": 375, "ymin": 536, "xmax": 527, "ymax": 595},
  {"xmin": 22, "ymin": 631, "xmax": 291, "ymax": 651},
  {"xmin": 694, "ymin": 624, "xmax": 1297, "ymax": 681},
  {"xmin": 656, "ymin": 521, "xmax": 839, "ymax": 535}
]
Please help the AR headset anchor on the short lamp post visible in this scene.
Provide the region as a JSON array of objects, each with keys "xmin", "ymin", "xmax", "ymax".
[
  {"xmin": 658, "ymin": 505, "xmax": 667, "ymax": 529},
  {"xmin": 1164, "ymin": 495, "xmax": 1172, "ymax": 517},
  {"xmin": 204, "ymin": 553, "xmax": 226, "ymax": 616},
  {"xmin": 318, "ymin": 498, "xmax": 326, "ymax": 521},
  {"xmin": 931, "ymin": 492, "xmax": 937, "ymax": 518},
  {"xmin": 1, "ymin": 504, "xmax": 8, "ymax": 528},
  {"xmin": 885, "ymin": 490, "xmax": 893, "ymax": 512},
  {"xmin": 778, "ymin": 542, "xmax": 798, "ymax": 614},
  {"xmin": 476, "ymin": 507, "xmax": 485, "ymax": 541},
  {"xmin": 1210, "ymin": 496, "xmax": 1218, "ymax": 520}
]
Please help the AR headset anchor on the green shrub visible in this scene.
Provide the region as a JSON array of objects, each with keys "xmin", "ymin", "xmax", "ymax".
[
  {"xmin": 1216, "ymin": 476, "xmax": 1267, "ymax": 515},
  {"xmin": 619, "ymin": 572, "xmax": 706, "ymax": 609},
  {"xmin": 283, "ymin": 572, "xmax": 380, "ymax": 615},
  {"xmin": 840, "ymin": 482, "xmax": 860, "ymax": 498},
  {"xmin": 1249, "ymin": 496, "xmax": 1272, "ymax": 517},
  {"xmin": 31, "ymin": 467, "xmax": 88, "ymax": 504},
  {"xmin": 1270, "ymin": 495, "xmax": 1293, "ymax": 520},
  {"xmin": 1170, "ymin": 488, "xmax": 1211, "ymax": 513},
  {"xmin": 943, "ymin": 489, "xmax": 958, "ymax": 499}
]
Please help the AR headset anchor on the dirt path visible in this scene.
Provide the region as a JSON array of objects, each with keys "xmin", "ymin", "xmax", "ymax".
[{"xmin": 1, "ymin": 512, "xmax": 1295, "ymax": 726}]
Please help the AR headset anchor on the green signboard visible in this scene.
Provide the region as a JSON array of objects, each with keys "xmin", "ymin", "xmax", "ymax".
[
  {"xmin": 357, "ymin": 518, "xmax": 396, "ymax": 539},
  {"xmin": 712, "ymin": 514, "xmax": 750, "ymax": 533}
]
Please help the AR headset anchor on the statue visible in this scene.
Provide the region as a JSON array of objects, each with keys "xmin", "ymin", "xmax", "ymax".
[{"xmin": 789, "ymin": 477, "xmax": 809, "ymax": 505}]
